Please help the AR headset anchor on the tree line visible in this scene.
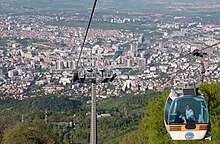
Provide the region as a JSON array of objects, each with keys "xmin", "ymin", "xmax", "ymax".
[{"xmin": 0, "ymin": 82, "xmax": 219, "ymax": 143}]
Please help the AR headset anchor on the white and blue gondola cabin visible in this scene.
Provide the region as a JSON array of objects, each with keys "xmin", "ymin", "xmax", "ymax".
[{"xmin": 164, "ymin": 87, "xmax": 210, "ymax": 140}]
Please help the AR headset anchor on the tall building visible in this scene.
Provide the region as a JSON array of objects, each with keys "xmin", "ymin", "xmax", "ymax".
[
  {"xmin": 159, "ymin": 42, "xmax": 163, "ymax": 49},
  {"xmin": 67, "ymin": 60, "xmax": 76, "ymax": 70},
  {"xmin": 130, "ymin": 43, "xmax": 137, "ymax": 52},
  {"xmin": 0, "ymin": 63, "xmax": 3, "ymax": 76},
  {"xmin": 45, "ymin": 53, "xmax": 51, "ymax": 63},
  {"xmin": 138, "ymin": 58, "xmax": 146, "ymax": 67},
  {"xmin": 55, "ymin": 61, "xmax": 64, "ymax": 70},
  {"xmin": 139, "ymin": 34, "xmax": 145, "ymax": 44},
  {"xmin": 130, "ymin": 42, "xmax": 138, "ymax": 57},
  {"xmin": 125, "ymin": 58, "xmax": 133, "ymax": 67}
]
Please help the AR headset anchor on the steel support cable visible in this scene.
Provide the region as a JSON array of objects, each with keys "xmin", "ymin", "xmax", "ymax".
[
  {"xmin": 76, "ymin": 0, "xmax": 98, "ymax": 68},
  {"xmin": 201, "ymin": 41, "xmax": 220, "ymax": 51}
]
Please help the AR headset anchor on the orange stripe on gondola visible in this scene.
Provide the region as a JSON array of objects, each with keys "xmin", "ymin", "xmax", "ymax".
[
  {"xmin": 169, "ymin": 124, "xmax": 209, "ymax": 131},
  {"xmin": 199, "ymin": 125, "xmax": 208, "ymax": 130},
  {"xmin": 169, "ymin": 126, "xmax": 181, "ymax": 131}
]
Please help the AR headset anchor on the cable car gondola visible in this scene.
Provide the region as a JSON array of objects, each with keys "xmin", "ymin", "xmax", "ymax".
[
  {"xmin": 164, "ymin": 41, "xmax": 220, "ymax": 140},
  {"xmin": 164, "ymin": 86, "xmax": 211, "ymax": 140}
]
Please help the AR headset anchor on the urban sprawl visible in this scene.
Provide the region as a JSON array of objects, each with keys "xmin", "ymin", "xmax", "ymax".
[{"xmin": 0, "ymin": 8, "xmax": 220, "ymax": 99}]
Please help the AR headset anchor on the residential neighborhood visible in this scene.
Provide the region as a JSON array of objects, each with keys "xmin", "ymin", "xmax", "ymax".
[{"xmin": 0, "ymin": 6, "xmax": 220, "ymax": 100}]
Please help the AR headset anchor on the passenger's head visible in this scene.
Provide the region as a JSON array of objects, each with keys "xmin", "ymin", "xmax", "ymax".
[{"xmin": 186, "ymin": 105, "xmax": 190, "ymax": 110}]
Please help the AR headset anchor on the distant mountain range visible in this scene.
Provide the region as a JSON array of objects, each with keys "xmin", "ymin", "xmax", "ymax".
[{"xmin": 0, "ymin": 0, "xmax": 219, "ymax": 15}]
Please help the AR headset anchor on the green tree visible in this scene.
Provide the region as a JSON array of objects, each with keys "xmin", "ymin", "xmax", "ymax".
[
  {"xmin": 0, "ymin": 116, "xmax": 18, "ymax": 142},
  {"xmin": 2, "ymin": 118, "xmax": 56, "ymax": 144},
  {"xmin": 121, "ymin": 131, "xmax": 146, "ymax": 144},
  {"xmin": 63, "ymin": 132, "xmax": 70, "ymax": 144},
  {"xmin": 200, "ymin": 82, "xmax": 220, "ymax": 144},
  {"xmin": 138, "ymin": 92, "xmax": 170, "ymax": 144}
]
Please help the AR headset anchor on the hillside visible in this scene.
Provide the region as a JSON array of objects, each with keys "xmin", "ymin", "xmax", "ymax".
[
  {"xmin": 0, "ymin": 91, "xmax": 161, "ymax": 143},
  {"xmin": 0, "ymin": 96, "xmax": 82, "ymax": 116},
  {"xmin": 0, "ymin": 82, "xmax": 219, "ymax": 143}
]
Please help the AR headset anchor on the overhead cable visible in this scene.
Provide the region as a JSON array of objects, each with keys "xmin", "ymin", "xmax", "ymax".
[{"xmin": 76, "ymin": 0, "xmax": 98, "ymax": 68}]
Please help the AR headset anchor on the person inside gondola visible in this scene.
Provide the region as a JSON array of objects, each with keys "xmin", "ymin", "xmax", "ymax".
[
  {"xmin": 175, "ymin": 112, "xmax": 186, "ymax": 123},
  {"xmin": 185, "ymin": 105, "xmax": 194, "ymax": 122},
  {"xmin": 188, "ymin": 115, "xmax": 196, "ymax": 123}
]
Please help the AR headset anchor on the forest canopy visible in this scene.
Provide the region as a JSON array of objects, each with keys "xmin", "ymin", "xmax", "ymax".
[{"xmin": 0, "ymin": 82, "xmax": 219, "ymax": 143}]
